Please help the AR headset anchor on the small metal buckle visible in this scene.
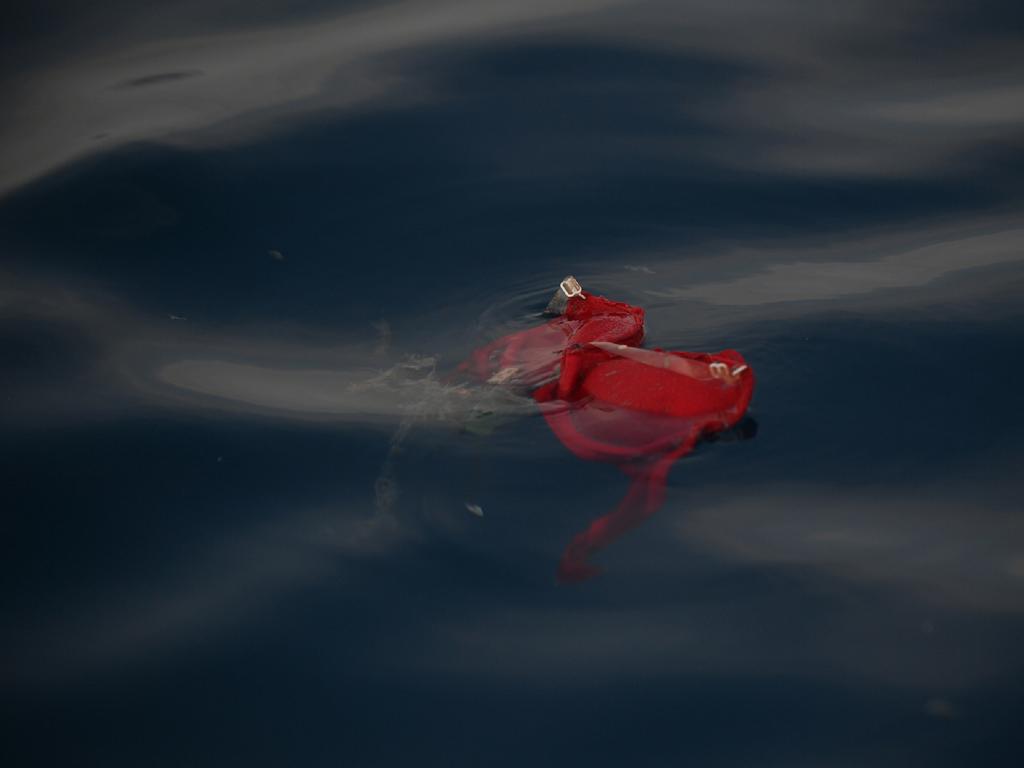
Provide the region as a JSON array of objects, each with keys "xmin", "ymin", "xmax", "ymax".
[{"xmin": 560, "ymin": 276, "xmax": 585, "ymax": 299}]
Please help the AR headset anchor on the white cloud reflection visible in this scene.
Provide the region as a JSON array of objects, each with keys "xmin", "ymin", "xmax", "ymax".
[
  {"xmin": 4, "ymin": 0, "xmax": 1024, "ymax": 196},
  {"xmin": 154, "ymin": 357, "xmax": 536, "ymax": 424},
  {"xmin": 643, "ymin": 225, "xmax": 1024, "ymax": 306},
  {"xmin": 677, "ymin": 482, "xmax": 1024, "ymax": 614},
  {"xmin": 0, "ymin": 0, "xmax": 624, "ymax": 197}
]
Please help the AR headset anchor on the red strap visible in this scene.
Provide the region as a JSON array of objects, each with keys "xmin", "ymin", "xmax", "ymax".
[{"xmin": 458, "ymin": 295, "xmax": 644, "ymax": 385}]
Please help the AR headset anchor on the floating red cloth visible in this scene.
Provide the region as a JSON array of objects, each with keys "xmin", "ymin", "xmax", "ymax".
[
  {"xmin": 463, "ymin": 289, "xmax": 754, "ymax": 581},
  {"xmin": 459, "ymin": 294, "xmax": 644, "ymax": 388}
]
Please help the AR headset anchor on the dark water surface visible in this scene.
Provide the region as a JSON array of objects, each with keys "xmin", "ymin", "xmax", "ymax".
[{"xmin": 4, "ymin": 2, "xmax": 1024, "ymax": 765}]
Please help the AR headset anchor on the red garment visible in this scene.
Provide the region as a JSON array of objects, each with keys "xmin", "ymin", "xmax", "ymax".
[
  {"xmin": 462, "ymin": 291, "xmax": 755, "ymax": 581},
  {"xmin": 459, "ymin": 294, "xmax": 644, "ymax": 388}
]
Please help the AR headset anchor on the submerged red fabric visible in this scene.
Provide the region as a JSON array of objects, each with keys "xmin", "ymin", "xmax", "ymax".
[
  {"xmin": 534, "ymin": 344, "xmax": 754, "ymax": 581},
  {"xmin": 464, "ymin": 291, "xmax": 754, "ymax": 581}
]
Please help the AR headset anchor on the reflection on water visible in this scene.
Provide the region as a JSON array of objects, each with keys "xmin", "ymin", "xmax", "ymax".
[{"xmin": 3, "ymin": 1, "xmax": 1024, "ymax": 766}]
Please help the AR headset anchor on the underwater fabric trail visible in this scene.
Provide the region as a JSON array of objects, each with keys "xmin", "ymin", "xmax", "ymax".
[{"xmin": 534, "ymin": 344, "xmax": 754, "ymax": 581}]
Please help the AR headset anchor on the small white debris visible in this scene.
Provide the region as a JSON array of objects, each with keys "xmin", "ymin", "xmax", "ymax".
[
  {"xmin": 465, "ymin": 503, "xmax": 484, "ymax": 517},
  {"xmin": 168, "ymin": 314, "xmax": 186, "ymax": 321},
  {"xmin": 268, "ymin": 249, "xmax": 285, "ymax": 261},
  {"xmin": 624, "ymin": 265, "xmax": 655, "ymax": 274}
]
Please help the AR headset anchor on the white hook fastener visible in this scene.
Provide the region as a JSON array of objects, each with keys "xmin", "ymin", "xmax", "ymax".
[
  {"xmin": 710, "ymin": 362, "xmax": 749, "ymax": 381},
  {"xmin": 560, "ymin": 276, "xmax": 585, "ymax": 299}
]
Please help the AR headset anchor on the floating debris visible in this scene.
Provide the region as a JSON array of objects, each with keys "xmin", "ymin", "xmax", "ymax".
[
  {"xmin": 168, "ymin": 314, "xmax": 187, "ymax": 321},
  {"xmin": 268, "ymin": 249, "xmax": 285, "ymax": 261},
  {"xmin": 624, "ymin": 264, "xmax": 655, "ymax": 274},
  {"xmin": 465, "ymin": 502, "xmax": 484, "ymax": 518}
]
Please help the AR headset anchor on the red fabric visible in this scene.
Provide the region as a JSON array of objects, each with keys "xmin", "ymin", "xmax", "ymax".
[
  {"xmin": 459, "ymin": 294, "xmax": 644, "ymax": 387},
  {"xmin": 533, "ymin": 344, "xmax": 754, "ymax": 581},
  {"xmin": 462, "ymin": 291, "xmax": 754, "ymax": 582}
]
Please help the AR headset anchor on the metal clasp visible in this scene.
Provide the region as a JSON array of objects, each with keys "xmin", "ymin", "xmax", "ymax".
[{"xmin": 560, "ymin": 276, "xmax": 585, "ymax": 299}]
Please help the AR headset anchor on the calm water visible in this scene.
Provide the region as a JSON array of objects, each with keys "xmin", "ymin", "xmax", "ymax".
[{"xmin": 3, "ymin": 2, "xmax": 1024, "ymax": 765}]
